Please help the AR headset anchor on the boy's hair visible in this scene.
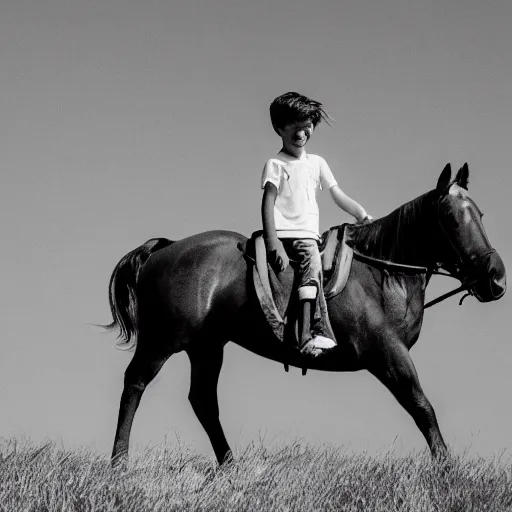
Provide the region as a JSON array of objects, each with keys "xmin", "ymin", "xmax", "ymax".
[{"xmin": 269, "ymin": 92, "xmax": 332, "ymax": 134}]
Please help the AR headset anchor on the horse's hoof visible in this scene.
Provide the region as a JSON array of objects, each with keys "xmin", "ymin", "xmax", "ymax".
[
  {"xmin": 220, "ymin": 450, "xmax": 234, "ymax": 466},
  {"xmin": 433, "ymin": 449, "xmax": 450, "ymax": 464},
  {"xmin": 111, "ymin": 453, "xmax": 128, "ymax": 470}
]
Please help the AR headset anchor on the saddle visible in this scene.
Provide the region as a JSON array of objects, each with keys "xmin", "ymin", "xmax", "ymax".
[{"xmin": 243, "ymin": 225, "xmax": 354, "ymax": 344}]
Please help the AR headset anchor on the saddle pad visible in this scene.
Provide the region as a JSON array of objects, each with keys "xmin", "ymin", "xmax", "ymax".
[
  {"xmin": 251, "ymin": 226, "xmax": 354, "ymax": 342},
  {"xmin": 253, "ymin": 236, "xmax": 286, "ymax": 340},
  {"xmin": 324, "ymin": 228, "xmax": 354, "ymax": 299}
]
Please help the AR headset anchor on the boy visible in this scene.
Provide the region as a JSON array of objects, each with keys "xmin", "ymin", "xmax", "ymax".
[{"xmin": 261, "ymin": 92, "xmax": 371, "ymax": 354}]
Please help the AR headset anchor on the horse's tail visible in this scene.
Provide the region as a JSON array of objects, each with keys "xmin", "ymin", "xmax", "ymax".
[{"xmin": 104, "ymin": 237, "xmax": 174, "ymax": 350}]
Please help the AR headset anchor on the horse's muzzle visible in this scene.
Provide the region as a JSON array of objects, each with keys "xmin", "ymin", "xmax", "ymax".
[{"xmin": 471, "ymin": 250, "xmax": 506, "ymax": 302}]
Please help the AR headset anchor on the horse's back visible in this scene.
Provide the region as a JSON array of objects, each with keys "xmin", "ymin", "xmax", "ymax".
[
  {"xmin": 147, "ymin": 229, "xmax": 247, "ymax": 266},
  {"xmin": 138, "ymin": 230, "xmax": 250, "ymax": 343}
]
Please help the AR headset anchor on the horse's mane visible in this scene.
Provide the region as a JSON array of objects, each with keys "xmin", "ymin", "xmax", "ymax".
[{"xmin": 349, "ymin": 189, "xmax": 439, "ymax": 263}]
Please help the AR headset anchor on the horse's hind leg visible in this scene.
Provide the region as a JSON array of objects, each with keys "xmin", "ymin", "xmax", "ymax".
[
  {"xmin": 369, "ymin": 342, "xmax": 448, "ymax": 459},
  {"xmin": 111, "ymin": 342, "xmax": 173, "ymax": 463},
  {"xmin": 187, "ymin": 344, "xmax": 232, "ymax": 465}
]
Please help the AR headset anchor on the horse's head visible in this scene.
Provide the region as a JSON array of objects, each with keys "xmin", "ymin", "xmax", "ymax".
[{"xmin": 434, "ymin": 163, "xmax": 506, "ymax": 302}]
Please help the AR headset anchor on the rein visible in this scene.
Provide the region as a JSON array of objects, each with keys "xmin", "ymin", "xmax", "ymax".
[
  {"xmin": 352, "ymin": 250, "xmax": 477, "ymax": 310},
  {"xmin": 423, "ymin": 269, "xmax": 477, "ymax": 309}
]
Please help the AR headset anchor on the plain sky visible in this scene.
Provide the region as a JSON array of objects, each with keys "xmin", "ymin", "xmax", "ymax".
[{"xmin": 1, "ymin": 0, "xmax": 511, "ymax": 459}]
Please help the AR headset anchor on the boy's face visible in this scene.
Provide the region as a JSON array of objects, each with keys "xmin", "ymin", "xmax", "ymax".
[{"xmin": 277, "ymin": 120, "xmax": 314, "ymax": 157}]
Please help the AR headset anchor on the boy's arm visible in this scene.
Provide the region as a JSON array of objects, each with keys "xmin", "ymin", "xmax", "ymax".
[
  {"xmin": 329, "ymin": 185, "xmax": 371, "ymax": 222},
  {"xmin": 262, "ymin": 182, "xmax": 289, "ymax": 271},
  {"xmin": 318, "ymin": 157, "xmax": 371, "ymax": 223}
]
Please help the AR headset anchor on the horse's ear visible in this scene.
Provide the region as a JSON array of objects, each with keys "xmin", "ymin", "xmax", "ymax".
[
  {"xmin": 455, "ymin": 162, "xmax": 469, "ymax": 190},
  {"xmin": 436, "ymin": 163, "xmax": 452, "ymax": 191}
]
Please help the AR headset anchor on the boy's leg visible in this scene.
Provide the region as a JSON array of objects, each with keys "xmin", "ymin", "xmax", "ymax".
[{"xmin": 292, "ymin": 239, "xmax": 336, "ymax": 353}]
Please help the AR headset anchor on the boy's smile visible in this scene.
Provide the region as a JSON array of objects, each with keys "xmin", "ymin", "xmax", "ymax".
[{"xmin": 277, "ymin": 120, "xmax": 314, "ymax": 158}]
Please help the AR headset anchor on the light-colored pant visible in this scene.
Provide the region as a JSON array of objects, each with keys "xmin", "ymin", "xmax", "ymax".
[
  {"xmin": 281, "ymin": 238, "xmax": 334, "ymax": 340},
  {"xmin": 281, "ymin": 239, "xmax": 322, "ymax": 299}
]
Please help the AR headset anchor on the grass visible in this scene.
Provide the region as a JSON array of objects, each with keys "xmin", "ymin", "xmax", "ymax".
[{"xmin": 1, "ymin": 438, "xmax": 511, "ymax": 511}]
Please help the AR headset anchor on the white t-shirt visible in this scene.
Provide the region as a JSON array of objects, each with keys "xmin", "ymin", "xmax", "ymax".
[{"xmin": 261, "ymin": 151, "xmax": 338, "ymax": 239}]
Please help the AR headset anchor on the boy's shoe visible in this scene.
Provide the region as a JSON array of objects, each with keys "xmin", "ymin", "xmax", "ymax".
[{"xmin": 300, "ymin": 335, "xmax": 336, "ymax": 357}]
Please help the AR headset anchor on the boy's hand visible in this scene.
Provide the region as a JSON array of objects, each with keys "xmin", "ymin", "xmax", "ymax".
[{"xmin": 266, "ymin": 238, "xmax": 289, "ymax": 272}]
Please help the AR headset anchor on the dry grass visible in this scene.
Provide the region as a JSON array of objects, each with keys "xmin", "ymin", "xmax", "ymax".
[{"xmin": 1, "ymin": 438, "xmax": 511, "ymax": 511}]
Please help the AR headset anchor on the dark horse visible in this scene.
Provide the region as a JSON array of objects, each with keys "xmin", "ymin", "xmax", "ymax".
[{"xmin": 106, "ymin": 164, "xmax": 505, "ymax": 465}]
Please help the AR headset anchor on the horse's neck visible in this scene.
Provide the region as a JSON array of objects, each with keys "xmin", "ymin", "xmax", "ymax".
[
  {"xmin": 354, "ymin": 195, "xmax": 438, "ymax": 266},
  {"xmin": 384, "ymin": 218, "xmax": 434, "ymax": 265}
]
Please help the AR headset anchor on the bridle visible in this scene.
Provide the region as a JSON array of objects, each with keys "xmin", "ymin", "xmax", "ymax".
[{"xmin": 423, "ymin": 193, "xmax": 492, "ymax": 309}]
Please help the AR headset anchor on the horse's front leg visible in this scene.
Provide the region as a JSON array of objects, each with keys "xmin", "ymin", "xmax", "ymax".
[{"xmin": 368, "ymin": 340, "xmax": 448, "ymax": 460}]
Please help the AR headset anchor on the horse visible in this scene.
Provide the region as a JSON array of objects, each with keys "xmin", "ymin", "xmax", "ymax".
[{"xmin": 105, "ymin": 163, "xmax": 505, "ymax": 465}]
